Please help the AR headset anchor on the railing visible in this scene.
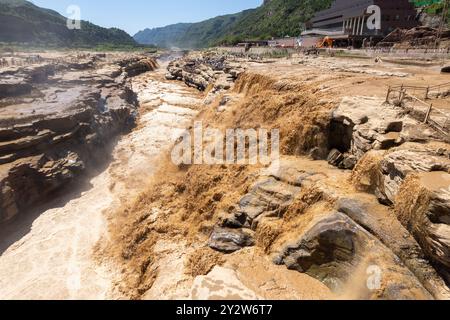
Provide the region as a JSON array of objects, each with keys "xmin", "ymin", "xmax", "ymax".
[
  {"xmin": 429, "ymin": 82, "xmax": 450, "ymax": 98},
  {"xmin": 363, "ymin": 47, "xmax": 450, "ymax": 59},
  {"xmin": 388, "ymin": 82, "xmax": 450, "ymax": 100},
  {"xmin": 386, "ymin": 85, "xmax": 450, "ymax": 137}
]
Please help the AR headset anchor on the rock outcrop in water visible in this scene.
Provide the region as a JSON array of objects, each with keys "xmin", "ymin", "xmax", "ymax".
[
  {"xmin": 353, "ymin": 144, "xmax": 450, "ymax": 280},
  {"xmin": 166, "ymin": 53, "xmax": 244, "ymax": 102},
  {"xmin": 329, "ymin": 96, "xmax": 443, "ymax": 163},
  {"xmin": 326, "ymin": 93, "xmax": 450, "ymax": 293},
  {"xmin": 0, "ymin": 54, "xmax": 157, "ymax": 223}
]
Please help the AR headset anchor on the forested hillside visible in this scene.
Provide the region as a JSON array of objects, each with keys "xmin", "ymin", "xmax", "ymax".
[
  {"xmin": 134, "ymin": 0, "xmax": 333, "ymax": 48},
  {"xmin": 0, "ymin": 0, "xmax": 138, "ymax": 48}
]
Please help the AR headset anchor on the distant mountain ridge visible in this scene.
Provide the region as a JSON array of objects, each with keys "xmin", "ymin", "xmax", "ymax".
[
  {"xmin": 134, "ymin": 23, "xmax": 194, "ymax": 49},
  {"xmin": 0, "ymin": 0, "xmax": 137, "ymax": 47},
  {"xmin": 134, "ymin": 11, "xmax": 249, "ymax": 49},
  {"xmin": 134, "ymin": 0, "xmax": 334, "ymax": 48}
]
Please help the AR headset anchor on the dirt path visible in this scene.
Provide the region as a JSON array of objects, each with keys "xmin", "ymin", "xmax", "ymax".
[{"xmin": 0, "ymin": 66, "xmax": 202, "ymax": 300}]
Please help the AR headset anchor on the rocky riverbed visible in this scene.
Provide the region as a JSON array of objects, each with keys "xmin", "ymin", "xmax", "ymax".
[
  {"xmin": 109, "ymin": 52, "xmax": 450, "ymax": 300},
  {"xmin": 0, "ymin": 51, "xmax": 449, "ymax": 300},
  {"xmin": 0, "ymin": 53, "xmax": 157, "ymax": 222}
]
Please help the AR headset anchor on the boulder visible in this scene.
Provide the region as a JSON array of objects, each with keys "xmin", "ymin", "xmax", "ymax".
[
  {"xmin": 236, "ymin": 177, "xmax": 300, "ymax": 229},
  {"xmin": 376, "ymin": 132, "xmax": 403, "ymax": 149},
  {"xmin": 208, "ymin": 227, "xmax": 255, "ymax": 253},
  {"xmin": 327, "ymin": 149, "xmax": 344, "ymax": 167}
]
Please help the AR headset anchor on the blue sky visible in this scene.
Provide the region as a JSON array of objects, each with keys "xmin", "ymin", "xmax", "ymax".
[{"xmin": 30, "ymin": 0, "xmax": 263, "ymax": 35}]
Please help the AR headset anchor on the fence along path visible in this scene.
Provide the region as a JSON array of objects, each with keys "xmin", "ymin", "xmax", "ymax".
[{"xmin": 386, "ymin": 83, "xmax": 450, "ymax": 137}]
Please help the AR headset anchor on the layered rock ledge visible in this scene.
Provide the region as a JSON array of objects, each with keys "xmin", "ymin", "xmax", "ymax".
[
  {"xmin": 0, "ymin": 54, "xmax": 157, "ymax": 223},
  {"xmin": 166, "ymin": 52, "xmax": 245, "ymax": 104}
]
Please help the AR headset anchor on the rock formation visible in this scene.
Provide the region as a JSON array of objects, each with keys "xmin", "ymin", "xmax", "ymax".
[
  {"xmin": 166, "ymin": 53, "xmax": 244, "ymax": 103},
  {"xmin": 204, "ymin": 157, "xmax": 449, "ymax": 299},
  {"xmin": 325, "ymin": 91, "xmax": 450, "ymax": 291},
  {"xmin": 352, "ymin": 143, "xmax": 450, "ymax": 278},
  {"xmin": 0, "ymin": 54, "xmax": 157, "ymax": 223},
  {"xmin": 274, "ymin": 211, "xmax": 433, "ymax": 300},
  {"xmin": 395, "ymin": 173, "xmax": 450, "ymax": 271}
]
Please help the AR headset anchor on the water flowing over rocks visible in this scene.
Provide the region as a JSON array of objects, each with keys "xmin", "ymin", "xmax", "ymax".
[
  {"xmin": 203, "ymin": 155, "xmax": 449, "ymax": 299},
  {"xmin": 395, "ymin": 173, "xmax": 450, "ymax": 271},
  {"xmin": 352, "ymin": 143, "xmax": 450, "ymax": 279},
  {"xmin": 3, "ymin": 50, "xmax": 448, "ymax": 300},
  {"xmin": 0, "ymin": 54, "xmax": 158, "ymax": 223},
  {"xmin": 145, "ymin": 55, "xmax": 450, "ymax": 299}
]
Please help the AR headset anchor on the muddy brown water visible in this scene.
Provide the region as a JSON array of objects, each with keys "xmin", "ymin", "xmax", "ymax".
[{"xmin": 0, "ymin": 66, "xmax": 201, "ymax": 299}]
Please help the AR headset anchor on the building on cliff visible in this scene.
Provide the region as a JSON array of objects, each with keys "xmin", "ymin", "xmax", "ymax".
[{"xmin": 301, "ymin": 0, "xmax": 419, "ymax": 47}]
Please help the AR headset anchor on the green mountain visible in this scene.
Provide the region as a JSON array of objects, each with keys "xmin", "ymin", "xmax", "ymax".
[
  {"xmin": 134, "ymin": 12, "xmax": 248, "ymax": 49},
  {"xmin": 0, "ymin": 0, "xmax": 137, "ymax": 47},
  {"xmin": 134, "ymin": 0, "xmax": 334, "ymax": 48},
  {"xmin": 134, "ymin": 23, "xmax": 194, "ymax": 49}
]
